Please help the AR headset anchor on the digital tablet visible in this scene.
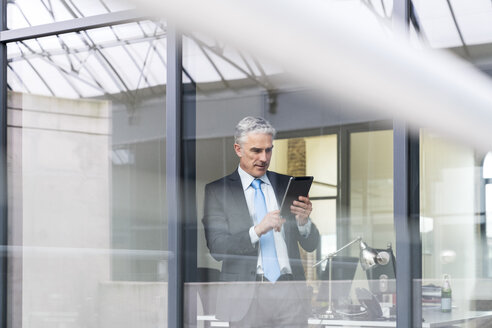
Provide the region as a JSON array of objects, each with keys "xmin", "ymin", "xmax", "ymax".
[{"xmin": 279, "ymin": 176, "xmax": 314, "ymax": 218}]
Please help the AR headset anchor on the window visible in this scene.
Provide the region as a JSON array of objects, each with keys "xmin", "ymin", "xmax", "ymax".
[
  {"xmin": 183, "ymin": 32, "xmax": 397, "ymax": 326},
  {"xmin": 420, "ymin": 130, "xmax": 488, "ymax": 312},
  {"xmin": 483, "ymin": 152, "xmax": 492, "ymax": 277},
  {"xmin": 6, "ymin": 21, "xmax": 168, "ymax": 327}
]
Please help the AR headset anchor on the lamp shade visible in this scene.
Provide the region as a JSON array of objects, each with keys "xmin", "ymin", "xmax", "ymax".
[{"xmin": 359, "ymin": 241, "xmax": 378, "ymax": 271}]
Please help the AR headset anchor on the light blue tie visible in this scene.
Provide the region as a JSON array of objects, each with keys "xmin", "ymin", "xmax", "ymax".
[{"xmin": 251, "ymin": 179, "xmax": 281, "ymax": 282}]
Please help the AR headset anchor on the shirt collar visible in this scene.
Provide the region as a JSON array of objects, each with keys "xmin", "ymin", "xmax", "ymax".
[{"xmin": 237, "ymin": 166, "xmax": 271, "ymax": 191}]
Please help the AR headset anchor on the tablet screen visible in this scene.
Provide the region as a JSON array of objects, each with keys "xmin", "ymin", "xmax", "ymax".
[{"xmin": 279, "ymin": 176, "xmax": 313, "ymax": 218}]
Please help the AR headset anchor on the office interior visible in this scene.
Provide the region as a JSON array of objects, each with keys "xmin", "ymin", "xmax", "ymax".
[{"xmin": 2, "ymin": 0, "xmax": 492, "ymax": 327}]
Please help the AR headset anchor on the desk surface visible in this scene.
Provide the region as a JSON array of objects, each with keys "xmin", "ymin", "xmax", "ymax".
[
  {"xmin": 308, "ymin": 310, "xmax": 492, "ymax": 327},
  {"xmin": 199, "ymin": 310, "xmax": 492, "ymax": 328},
  {"xmin": 307, "ymin": 318, "xmax": 394, "ymax": 327},
  {"xmin": 422, "ymin": 309, "xmax": 492, "ymax": 328}
]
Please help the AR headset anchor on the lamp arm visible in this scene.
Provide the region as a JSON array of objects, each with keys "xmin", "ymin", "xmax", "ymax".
[{"xmin": 312, "ymin": 237, "xmax": 362, "ymax": 268}]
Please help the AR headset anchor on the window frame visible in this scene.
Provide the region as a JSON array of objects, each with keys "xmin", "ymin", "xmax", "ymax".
[{"xmin": 0, "ymin": 1, "xmax": 421, "ymax": 328}]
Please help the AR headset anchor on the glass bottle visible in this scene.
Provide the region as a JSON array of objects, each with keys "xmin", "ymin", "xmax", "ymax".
[{"xmin": 441, "ymin": 274, "xmax": 452, "ymax": 313}]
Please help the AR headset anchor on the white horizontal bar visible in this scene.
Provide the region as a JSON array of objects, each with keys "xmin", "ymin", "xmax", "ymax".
[{"xmin": 0, "ymin": 10, "xmax": 151, "ymax": 42}]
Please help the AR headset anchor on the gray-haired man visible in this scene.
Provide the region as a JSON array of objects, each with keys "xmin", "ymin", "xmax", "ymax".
[{"xmin": 202, "ymin": 116, "xmax": 320, "ymax": 327}]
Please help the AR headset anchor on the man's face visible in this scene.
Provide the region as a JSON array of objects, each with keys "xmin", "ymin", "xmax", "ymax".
[{"xmin": 234, "ymin": 133, "xmax": 273, "ymax": 178}]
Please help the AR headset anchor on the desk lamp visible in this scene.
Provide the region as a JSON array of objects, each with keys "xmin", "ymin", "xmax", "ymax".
[
  {"xmin": 360, "ymin": 240, "xmax": 390, "ymax": 269},
  {"xmin": 313, "ymin": 237, "xmax": 387, "ymax": 319}
]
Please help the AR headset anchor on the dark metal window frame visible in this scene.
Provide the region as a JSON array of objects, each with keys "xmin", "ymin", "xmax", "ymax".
[{"xmin": 393, "ymin": 2, "xmax": 422, "ymax": 328}]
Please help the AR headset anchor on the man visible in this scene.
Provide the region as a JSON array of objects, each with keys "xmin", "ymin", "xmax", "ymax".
[{"xmin": 202, "ymin": 116, "xmax": 320, "ymax": 327}]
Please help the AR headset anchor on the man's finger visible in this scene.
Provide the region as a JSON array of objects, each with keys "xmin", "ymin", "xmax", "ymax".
[
  {"xmin": 290, "ymin": 205, "xmax": 306, "ymax": 213},
  {"xmin": 292, "ymin": 201, "xmax": 304, "ymax": 208}
]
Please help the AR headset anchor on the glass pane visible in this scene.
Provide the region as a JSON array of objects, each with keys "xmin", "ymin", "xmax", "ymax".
[
  {"xmin": 484, "ymin": 152, "xmax": 492, "ymax": 179},
  {"xmin": 7, "ymin": 22, "xmax": 167, "ymax": 327},
  {"xmin": 270, "ymin": 135, "xmax": 339, "ymax": 269},
  {"xmin": 350, "ymin": 130, "xmax": 394, "ymax": 249},
  {"xmin": 184, "ymin": 29, "xmax": 397, "ymax": 326},
  {"xmin": 7, "ymin": 0, "xmax": 136, "ymax": 29},
  {"xmin": 486, "ymin": 184, "xmax": 492, "ymax": 274},
  {"xmin": 412, "ymin": 0, "xmax": 492, "ymax": 49},
  {"xmin": 420, "ymin": 129, "xmax": 492, "ymax": 318},
  {"xmin": 7, "ymin": 21, "xmax": 167, "ymax": 98}
]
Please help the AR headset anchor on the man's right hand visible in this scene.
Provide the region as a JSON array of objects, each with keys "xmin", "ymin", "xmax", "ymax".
[{"xmin": 254, "ymin": 210, "xmax": 285, "ymax": 237}]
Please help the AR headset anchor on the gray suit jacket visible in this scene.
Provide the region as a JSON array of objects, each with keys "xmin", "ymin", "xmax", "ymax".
[{"xmin": 202, "ymin": 169, "xmax": 320, "ymax": 321}]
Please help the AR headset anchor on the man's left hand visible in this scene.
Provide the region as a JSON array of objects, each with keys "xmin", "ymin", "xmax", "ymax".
[{"xmin": 290, "ymin": 196, "xmax": 312, "ymax": 226}]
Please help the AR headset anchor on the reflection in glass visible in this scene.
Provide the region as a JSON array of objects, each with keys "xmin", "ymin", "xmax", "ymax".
[
  {"xmin": 7, "ymin": 0, "xmax": 136, "ymax": 29},
  {"xmin": 186, "ymin": 29, "xmax": 397, "ymax": 325},
  {"xmin": 420, "ymin": 130, "xmax": 492, "ymax": 316},
  {"xmin": 7, "ymin": 22, "xmax": 167, "ymax": 328},
  {"xmin": 412, "ymin": 1, "xmax": 492, "ymax": 49},
  {"xmin": 350, "ymin": 129, "xmax": 394, "ymax": 249},
  {"xmin": 8, "ymin": 21, "xmax": 167, "ymax": 99},
  {"xmin": 484, "ymin": 152, "xmax": 492, "ymax": 179},
  {"xmin": 271, "ymin": 135, "xmax": 338, "ymax": 270},
  {"xmin": 484, "ymin": 153, "xmax": 492, "ymax": 278}
]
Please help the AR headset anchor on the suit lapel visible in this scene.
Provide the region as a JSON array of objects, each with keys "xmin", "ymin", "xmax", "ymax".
[
  {"xmin": 226, "ymin": 170, "xmax": 250, "ymax": 215},
  {"xmin": 267, "ymin": 171, "xmax": 288, "ymax": 208},
  {"xmin": 267, "ymin": 171, "xmax": 296, "ymax": 249}
]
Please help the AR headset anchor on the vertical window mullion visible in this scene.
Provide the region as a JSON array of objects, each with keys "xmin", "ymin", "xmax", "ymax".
[
  {"xmin": 166, "ymin": 25, "xmax": 184, "ymax": 328},
  {"xmin": 0, "ymin": 0, "xmax": 8, "ymax": 327}
]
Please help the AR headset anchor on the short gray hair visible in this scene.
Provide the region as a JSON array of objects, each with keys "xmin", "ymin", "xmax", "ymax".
[{"xmin": 234, "ymin": 116, "xmax": 276, "ymax": 145}]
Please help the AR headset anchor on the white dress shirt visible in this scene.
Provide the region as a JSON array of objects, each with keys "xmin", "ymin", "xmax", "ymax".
[{"xmin": 237, "ymin": 166, "xmax": 312, "ymax": 275}]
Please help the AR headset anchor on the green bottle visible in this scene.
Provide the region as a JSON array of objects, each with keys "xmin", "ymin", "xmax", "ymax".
[{"xmin": 441, "ymin": 274, "xmax": 452, "ymax": 312}]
